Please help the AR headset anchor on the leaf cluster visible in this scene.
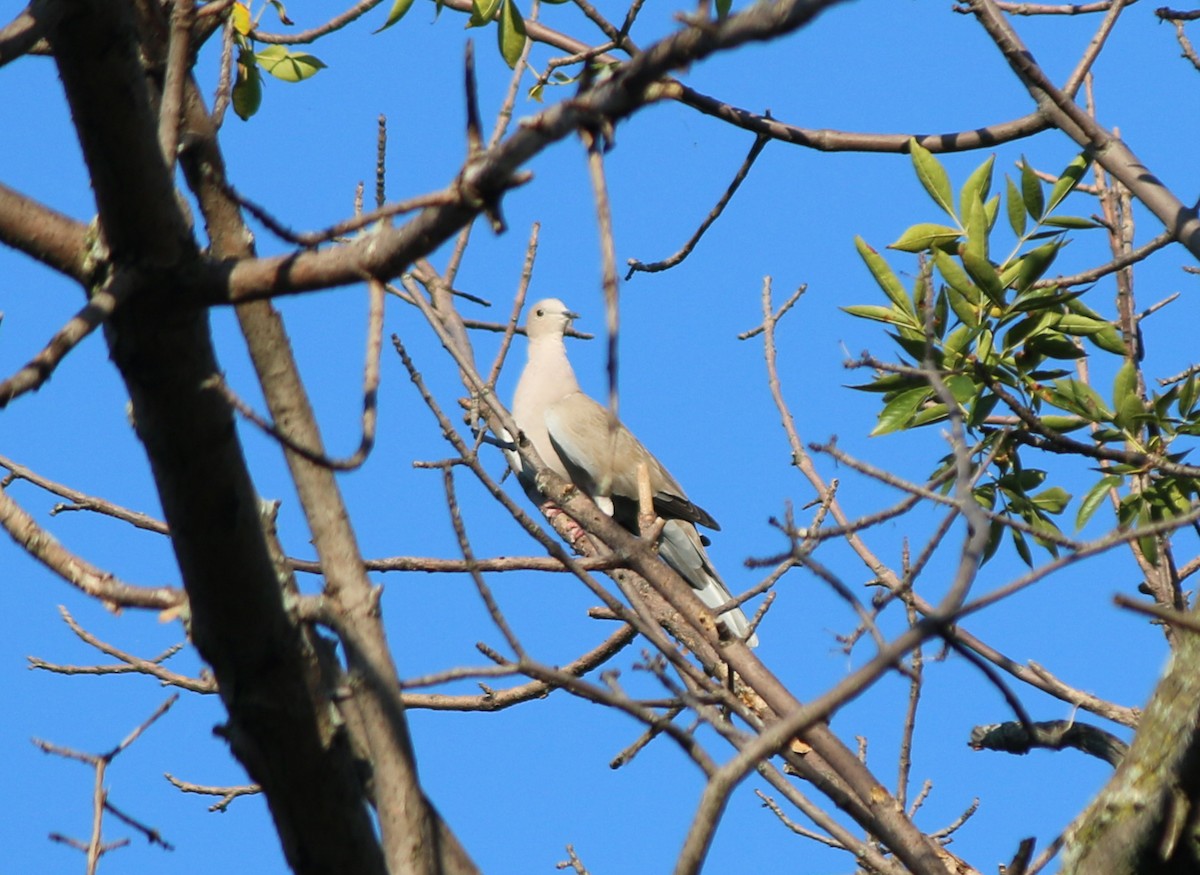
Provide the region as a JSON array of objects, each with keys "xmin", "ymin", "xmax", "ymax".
[
  {"xmin": 231, "ymin": 2, "xmax": 327, "ymax": 121},
  {"xmin": 846, "ymin": 140, "xmax": 1200, "ymax": 565}
]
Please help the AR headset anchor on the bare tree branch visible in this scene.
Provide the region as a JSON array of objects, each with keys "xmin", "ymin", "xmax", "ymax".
[{"xmin": 0, "ymin": 484, "xmax": 183, "ymax": 610}]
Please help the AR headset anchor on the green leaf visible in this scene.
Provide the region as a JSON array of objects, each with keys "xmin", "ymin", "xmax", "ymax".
[
  {"xmin": 1112, "ymin": 359, "xmax": 1138, "ymax": 418},
  {"xmin": 945, "ymin": 374, "xmax": 978, "ymax": 404},
  {"xmin": 1117, "ymin": 492, "xmax": 1143, "ymax": 526},
  {"xmin": 976, "ymin": 327, "xmax": 998, "ymax": 366},
  {"xmin": 887, "ymin": 329, "xmax": 939, "ymax": 362},
  {"xmin": 1139, "ymin": 534, "xmax": 1160, "ymax": 566},
  {"xmin": 968, "ymin": 391, "xmax": 1000, "ymax": 428},
  {"xmin": 933, "ymin": 286, "xmax": 949, "ymax": 340},
  {"xmin": 233, "ymin": 51, "xmax": 262, "ymax": 120},
  {"xmin": 855, "ymin": 236, "xmax": 914, "ymax": 315},
  {"xmin": 943, "ymin": 324, "xmax": 974, "ymax": 358},
  {"xmin": 959, "ymin": 155, "xmax": 995, "ymax": 218},
  {"xmin": 1005, "ymin": 175, "xmax": 1026, "ymax": 238},
  {"xmin": 255, "ymin": 45, "xmax": 326, "ymax": 82},
  {"xmin": 470, "ymin": 0, "xmax": 502, "ymax": 25},
  {"xmin": 1012, "ymin": 241, "xmax": 1062, "ymax": 292},
  {"xmin": 497, "ymin": 0, "xmax": 527, "ymax": 67},
  {"xmin": 375, "ymin": 0, "xmax": 416, "ymax": 31},
  {"xmin": 871, "ymin": 386, "xmax": 931, "ymax": 436},
  {"xmin": 1163, "ymin": 478, "xmax": 1194, "ymax": 516},
  {"xmin": 841, "ymin": 304, "xmax": 917, "ymax": 327},
  {"xmin": 1154, "ymin": 386, "xmax": 1180, "ymax": 420},
  {"xmin": 1145, "ymin": 480, "xmax": 1183, "ymax": 517},
  {"xmin": 934, "ymin": 249, "xmax": 980, "ymax": 301},
  {"xmin": 1042, "ymin": 215, "xmax": 1100, "ymax": 230},
  {"xmin": 846, "ymin": 373, "xmax": 927, "ymax": 394},
  {"xmin": 889, "ymin": 223, "xmax": 962, "ymax": 253},
  {"xmin": 1028, "ymin": 514, "xmax": 1063, "ymax": 555},
  {"xmin": 1047, "ymin": 378, "xmax": 1113, "ymax": 422},
  {"xmin": 909, "ymin": 138, "xmax": 957, "ymax": 219},
  {"xmin": 715, "ymin": 0, "xmax": 732, "ymax": 16},
  {"xmin": 1108, "ymin": 357, "xmax": 1147, "ymax": 429},
  {"xmin": 1020, "ymin": 157, "xmax": 1044, "ymax": 221},
  {"xmin": 1011, "ymin": 527, "xmax": 1033, "ymax": 567},
  {"xmin": 1064, "ymin": 296, "xmax": 1104, "ymax": 320},
  {"xmin": 1076, "ymin": 474, "xmax": 1121, "ymax": 529},
  {"xmin": 1046, "ymin": 152, "xmax": 1092, "ymax": 215},
  {"xmin": 1010, "ymin": 286, "xmax": 1080, "ymax": 313},
  {"xmin": 975, "ymin": 482, "xmax": 997, "ymax": 509},
  {"xmin": 964, "ymin": 191, "xmax": 990, "ymax": 263},
  {"xmin": 1090, "ymin": 326, "xmax": 1126, "ymax": 356},
  {"xmin": 1039, "ymin": 415, "xmax": 1086, "ymax": 433},
  {"xmin": 1092, "ymin": 427, "xmax": 1129, "ymax": 444},
  {"xmin": 1028, "ymin": 368, "xmax": 1072, "ymax": 380},
  {"xmin": 1026, "ymin": 333, "xmax": 1085, "ymax": 360},
  {"xmin": 984, "ymin": 193, "xmax": 1001, "ymax": 232},
  {"xmin": 1180, "ymin": 375, "xmax": 1199, "ymax": 416},
  {"xmin": 1031, "ymin": 486, "xmax": 1071, "ymax": 514},
  {"xmin": 1056, "ymin": 313, "xmax": 1110, "ymax": 336},
  {"xmin": 1002, "ymin": 310, "xmax": 1056, "ymax": 353},
  {"xmin": 959, "ymin": 247, "xmax": 1004, "ymax": 305},
  {"xmin": 910, "ymin": 402, "xmax": 950, "ymax": 427},
  {"xmin": 999, "ymin": 468, "xmax": 1047, "ymax": 492},
  {"xmin": 946, "ymin": 286, "xmax": 980, "ymax": 328}
]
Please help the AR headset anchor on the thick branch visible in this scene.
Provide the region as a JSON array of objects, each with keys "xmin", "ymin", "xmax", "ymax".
[
  {"xmin": 177, "ymin": 50, "xmax": 475, "ymax": 875},
  {"xmin": 970, "ymin": 719, "xmax": 1128, "ymax": 767},
  {"xmin": 0, "ymin": 181, "xmax": 90, "ymax": 280},
  {"xmin": 42, "ymin": 3, "xmax": 394, "ymax": 873},
  {"xmin": 970, "ymin": 0, "xmax": 1200, "ymax": 261},
  {"xmin": 1063, "ymin": 631, "xmax": 1200, "ymax": 873},
  {"xmin": 196, "ymin": 0, "xmax": 854, "ymax": 305},
  {"xmin": 0, "ymin": 0, "xmax": 56, "ymax": 66}
]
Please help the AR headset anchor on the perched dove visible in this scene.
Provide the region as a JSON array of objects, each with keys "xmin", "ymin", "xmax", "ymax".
[{"xmin": 510, "ymin": 298, "xmax": 758, "ymax": 646}]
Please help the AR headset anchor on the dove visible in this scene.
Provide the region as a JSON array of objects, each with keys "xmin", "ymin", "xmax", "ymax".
[{"xmin": 510, "ymin": 298, "xmax": 758, "ymax": 646}]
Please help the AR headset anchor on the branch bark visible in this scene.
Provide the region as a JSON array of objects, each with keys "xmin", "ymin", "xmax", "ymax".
[{"xmin": 39, "ymin": 2, "xmax": 400, "ymax": 872}]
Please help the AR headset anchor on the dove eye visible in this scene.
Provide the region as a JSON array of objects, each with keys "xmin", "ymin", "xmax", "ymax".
[{"xmin": 536, "ymin": 308, "xmax": 544, "ymax": 316}]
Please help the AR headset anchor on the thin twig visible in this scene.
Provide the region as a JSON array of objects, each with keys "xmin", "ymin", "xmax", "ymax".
[
  {"xmin": 250, "ymin": 0, "xmax": 388, "ymax": 43},
  {"xmin": 626, "ymin": 132, "xmax": 769, "ymax": 278},
  {"xmin": 0, "ymin": 486, "xmax": 183, "ymax": 611},
  {"xmin": 0, "ymin": 453, "xmax": 168, "ymax": 533},
  {"xmin": 163, "ymin": 773, "xmax": 261, "ymax": 812},
  {"xmin": 206, "ymin": 277, "xmax": 384, "ymax": 471},
  {"xmin": 29, "ymin": 606, "xmax": 213, "ymax": 693},
  {"xmin": 441, "ymin": 463, "xmax": 527, "ymax": 659},
  {"xmin": 0, "ymin": 276, "xmax": 133, "ymax": 409},
  {"xmin": 158, "ymin": 0, "xmax": 194, "ymax": 169}
]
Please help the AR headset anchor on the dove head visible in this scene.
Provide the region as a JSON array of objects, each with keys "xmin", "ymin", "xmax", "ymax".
[{"xmin": 525, "ymin": 298, "xmax": 579, "ymax": 341}]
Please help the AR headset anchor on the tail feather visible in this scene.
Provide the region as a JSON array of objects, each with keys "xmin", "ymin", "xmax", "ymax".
[{"xmin": 658, "ymin": 520, "xmax": 759, "ymax": 647}]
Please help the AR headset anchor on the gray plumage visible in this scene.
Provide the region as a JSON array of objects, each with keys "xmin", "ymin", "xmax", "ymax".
[{"xmin": 510, "ymin": 298, "xmax": 758, "ymax": 646}]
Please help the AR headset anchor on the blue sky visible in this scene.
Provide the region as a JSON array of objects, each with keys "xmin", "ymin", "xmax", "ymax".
[{"xmin": 2, "ymin": 0, "xmax": 1197, "ymax": 872}]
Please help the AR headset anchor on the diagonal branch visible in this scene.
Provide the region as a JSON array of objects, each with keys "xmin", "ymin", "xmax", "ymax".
[
  {"xmin": 200, "ymin": 0, "xmax": 854, "ymax": 306},
  {"xmin": 0, "ymin": 181, "xmax": 90, "ymax": 280},
  {"xmin": 0, "ymin": 272, "xmax": 133, "ymax": 409},
  {"xmin": 0, "ymin": 484, "xmax": 183, "ymax": 611},
  {"xmin": 0, "ymin": 0, "xmax": 57, "ymax": 66},
  {"xmin": 968, "ymin": 0, "xmax": 1200, "ymax": 260}
]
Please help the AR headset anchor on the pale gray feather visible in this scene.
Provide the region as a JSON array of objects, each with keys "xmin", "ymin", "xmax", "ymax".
[{"xmin": 510, "ymin": 298, "xmax": 758, "ymax": 646}]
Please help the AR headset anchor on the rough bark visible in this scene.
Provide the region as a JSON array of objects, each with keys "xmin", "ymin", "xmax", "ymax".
[
  {"xmin": 41, "ymin": 1, "xmax": 395, "ymax": 871},
  {"xmin": 1063, "ymin": 631, "xmax": 1200, "ymax": 874}
]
